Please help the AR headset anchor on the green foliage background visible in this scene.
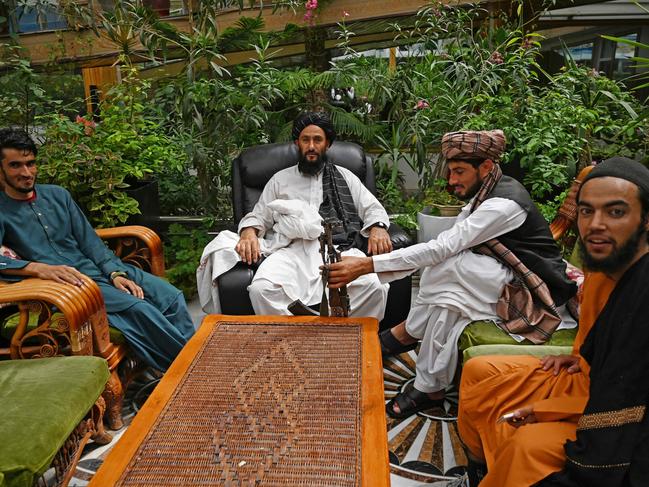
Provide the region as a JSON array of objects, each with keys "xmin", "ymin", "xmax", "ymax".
[{"xmin": 2, "ymin": 0, "xmax": 649, "ymax": 294}]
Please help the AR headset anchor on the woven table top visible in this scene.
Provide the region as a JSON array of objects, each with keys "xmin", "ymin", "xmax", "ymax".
[{"xmin": 116, "ymin": 320, "xmax": 364, "ymax": 486}]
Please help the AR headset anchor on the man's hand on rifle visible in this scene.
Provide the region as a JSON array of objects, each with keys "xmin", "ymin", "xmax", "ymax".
[
  {"xmin": 236, "ymin": 227, "xmax": 261, "ymax": 265},
  {"xmin": 325, "ymin": 256, "xmax": 374, "ymax": 288},
  {"xmin": 367, "ymin": 226, "xmax": 393, "ymax": 256}
]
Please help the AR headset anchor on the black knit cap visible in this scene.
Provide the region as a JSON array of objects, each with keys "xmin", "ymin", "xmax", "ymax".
[
  {"xmin": 292, "ymin": 111, "xmax": 336, "ymax": 145},
  {"xmin": 578, "ymin": 157, "xmax": 649, "ymax": 201}
]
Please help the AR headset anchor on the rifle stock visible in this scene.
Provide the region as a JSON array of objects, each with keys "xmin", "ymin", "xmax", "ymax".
[
  {"xmin": 286, "ymin": 219, "xmax": 350, "ymax": 317},
  {"xmin": 288, "ymin": 300, "xmax": 319, "ymax": 316}
]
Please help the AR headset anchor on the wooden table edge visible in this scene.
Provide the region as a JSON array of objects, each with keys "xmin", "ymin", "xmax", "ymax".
[
  {"xmin": 90, "ymin": 314, "xmax": 389, "ymax": 486},
  {"xmin": 361, "ymin": 317, "xmax": 390, "ymax": 487}
]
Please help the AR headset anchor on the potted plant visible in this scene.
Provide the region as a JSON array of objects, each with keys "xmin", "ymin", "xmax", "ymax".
[
  {"xmin": 37, "ymin": 69, "xmax": 182, "ymax": 228},
  {"xmin": 417, "ymin": 178, "xmax": 464, "ymax": 242},
  {"xmin": 423, "ymin": 178, "xmax": 465, "ymax": 216}
]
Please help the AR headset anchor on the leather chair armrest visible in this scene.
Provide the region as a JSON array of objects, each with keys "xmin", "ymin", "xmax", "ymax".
[
  {"xmin": 216, "ymin": 259, "xmax": 265, "ymax": 315},
  {"xmin": 388, "ymin": 223, "xmax": 412, "ymax": 250}
]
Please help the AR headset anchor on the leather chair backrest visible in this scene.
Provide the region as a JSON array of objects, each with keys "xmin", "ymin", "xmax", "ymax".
[{"xmin": 232, "ymin": 141, "xmax": 376, "ymax": 224}]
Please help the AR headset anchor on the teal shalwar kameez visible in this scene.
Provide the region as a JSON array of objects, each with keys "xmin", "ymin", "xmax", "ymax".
[{"xmin": 0, "ymin": 184, "xmax": 195, "ymax": 371}]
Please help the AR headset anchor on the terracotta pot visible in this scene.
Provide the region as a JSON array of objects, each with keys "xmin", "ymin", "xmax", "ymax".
[{"xmin": 431, "ymin": 203, "xmax": 464, "ymax": 217}]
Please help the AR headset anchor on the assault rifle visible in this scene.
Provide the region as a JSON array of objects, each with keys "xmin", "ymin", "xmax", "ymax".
[{"xmin": 288, "ymin": 219, "xmax": 351, "ymax": 317}]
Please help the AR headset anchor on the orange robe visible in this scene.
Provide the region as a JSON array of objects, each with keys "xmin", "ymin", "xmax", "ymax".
[{"xmin": 457, "ymin": 272, "xmax": 616, "ymax": 487}]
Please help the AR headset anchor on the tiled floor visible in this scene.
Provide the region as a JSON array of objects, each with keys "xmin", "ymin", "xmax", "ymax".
[{"xmin": 187, "ymin": 295, "xmax": 207, "ymax": 328}]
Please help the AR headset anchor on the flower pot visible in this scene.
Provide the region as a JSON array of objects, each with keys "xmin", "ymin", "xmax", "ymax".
[
  {"xmin": 417, "ymin": 207, "xmax": 457, "ymax": 243},
  {"xmin": 431, "ymin": 203, "xmax": 464, "ymax": 217}
]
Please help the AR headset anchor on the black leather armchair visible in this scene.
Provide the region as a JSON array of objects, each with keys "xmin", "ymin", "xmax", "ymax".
[{"xmin": 217, "ymin": 141, "xmax": 413, "ymax": 329}]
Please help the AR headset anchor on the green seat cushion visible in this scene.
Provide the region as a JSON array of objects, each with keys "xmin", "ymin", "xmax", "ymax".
[
  {"xmin": 0, "ymin": 310, "xmax": 41, "ymax": 342},
  {"xmin": 463, "ymin": 344, "xmax": 573, "ymax": 362},
  {"xmin": 458, "ymin": 320, "xmax": 577, "ymax": 351},
  {"xmin": 0, "ymin": 356, "xmax": 109, "ymax": 487},
  {"xmin": 0, "ymin": 310, "xmax": 126, "ymax": 345},
  {"xmin": 108, "ymin": 325, "xmax": 126, "ymax": 345}
]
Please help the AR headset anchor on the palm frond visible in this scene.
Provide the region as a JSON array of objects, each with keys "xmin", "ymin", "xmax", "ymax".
[
  {"xmin": 329, "ymin": 107, "xmax": 377, "ymax": 143},
  {"xmin": 275, "ymin": 120, "xmax": 294, "ymax": 142},
  {"xmin": 279, "ymin": 69, "xmax": 314, "ymax": 92}
]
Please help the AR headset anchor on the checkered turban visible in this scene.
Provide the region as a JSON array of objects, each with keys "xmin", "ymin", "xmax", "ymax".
[
  {"xmin": 441, "ymin": 130, "xmax": 506, "ymax": 162},
  {"xmin": 292, "ymin": 112, "xmax": 336, "ymax": 145}
]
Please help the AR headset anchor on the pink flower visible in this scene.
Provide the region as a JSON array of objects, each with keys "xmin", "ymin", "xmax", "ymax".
[
  {"xmin": 415, "ymin": 100, "xmax": 430, "ymax": 110},
  {"xmin": 304, "ymin": 0, "xmax": 318, "ymax": 24},
  {"xmin": 343, "ymin": 10, "xmax": 350, "ymax": 17}
]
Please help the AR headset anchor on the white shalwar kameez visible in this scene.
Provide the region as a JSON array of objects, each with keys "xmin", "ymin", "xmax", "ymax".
[
  {"xmin": 373, "ymin": 197, "xmax": 528, "ymax": 393},
  {"xmin": 239, "ymin": 165, "xmax": 390, "ymax": 320}
]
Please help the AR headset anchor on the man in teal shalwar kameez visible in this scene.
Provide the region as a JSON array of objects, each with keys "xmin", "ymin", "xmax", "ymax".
[{"xmin": 0, "ymin": 129, "xmax": 194, "ymax": 371}]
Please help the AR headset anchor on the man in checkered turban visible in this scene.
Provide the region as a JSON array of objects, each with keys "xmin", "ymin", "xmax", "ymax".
[
  {"xmin": 327, "ymin": 128, "xmax": 576, "ymax": 419},
  {"xmin": 441, "ymin": 129, "xmax": 506, "ymax": 161},
  {"xmin": 441, "ymin": 129, "xmax": 506, "ymax": 199}
]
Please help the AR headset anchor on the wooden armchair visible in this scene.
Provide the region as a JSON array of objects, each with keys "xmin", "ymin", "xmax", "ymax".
[
  {"xmin": 0, "ymin": 225, "xmax": 165, "ymax": 430},
  {"xmin": 550, "ymin": 165, "xmax": 594, "ymax": 245}
]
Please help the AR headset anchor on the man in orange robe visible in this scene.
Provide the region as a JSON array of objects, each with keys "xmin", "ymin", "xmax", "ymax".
[
  {"xmin": 457, "ymin": 157, "xmax": 649, "ymax": 487},
  {"xmin": 458, "ymin": 272, "xmax": 614, "ymax": 486}
]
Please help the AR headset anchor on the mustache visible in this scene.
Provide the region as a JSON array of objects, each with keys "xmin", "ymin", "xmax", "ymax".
[{"xmin": 583, "ymin": 232, "xmax": 614, "ymax": 242}]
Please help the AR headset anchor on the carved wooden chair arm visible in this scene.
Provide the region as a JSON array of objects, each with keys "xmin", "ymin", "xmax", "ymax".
[
  {"xmin": 0, "ymin": 275, "xmax": 115, "ymax": 361},
  {"xmin": 550, "ymin": 166, "xmax": 595, "ymax": 241},
  {"xmin": 96, "ymin": 225, "xmax": 165, "ymax": 277}
]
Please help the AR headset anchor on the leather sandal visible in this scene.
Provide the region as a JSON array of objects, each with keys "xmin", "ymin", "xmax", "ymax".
[
  {"xmin": 386, "ymin": 385, "xmax": 445, "ymax": 419},
  {"xmin": 379, "ymin": 329, "xmax": 418, "ymax": 357}
]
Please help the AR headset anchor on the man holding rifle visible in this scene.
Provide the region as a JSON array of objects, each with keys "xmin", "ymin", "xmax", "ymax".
[{"xmin": 234, "ymin": 112, "xmax": 391, "ymax": 319}]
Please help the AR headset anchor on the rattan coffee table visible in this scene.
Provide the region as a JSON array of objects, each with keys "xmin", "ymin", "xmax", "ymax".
[{"xmin": 91, "ymin": 315, "xmax": 389, "ymax": 487}]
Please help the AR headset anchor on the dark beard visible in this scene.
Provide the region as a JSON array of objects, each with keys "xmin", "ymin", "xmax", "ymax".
[
  {"xmin": 298, "ymin": 152, "xmax": 327, "ymax": 176},
  {"xmin": 0, "ymin": 168, "xmax": 35, "ymax": 193},
  {"xmin": 458, "ymin": 178, "xmax": 483, "ymax": 201},
  {"xmin": 579, "ymin": 224, "xmax": 647, "ymax": 273}
]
